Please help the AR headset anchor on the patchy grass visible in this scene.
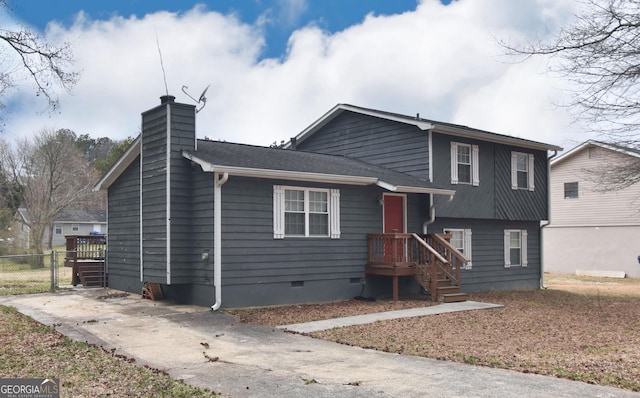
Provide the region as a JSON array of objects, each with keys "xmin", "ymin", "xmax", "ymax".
[
  {"xmin": 0, "ymin": 305, "xmax": 219, "ymax": 397},
  {"xmin": 231, "ymin": 274, "xmax": 640, "ymax": 391}
]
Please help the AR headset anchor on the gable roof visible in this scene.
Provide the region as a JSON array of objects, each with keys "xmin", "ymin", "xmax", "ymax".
[
  {"xmin": 184, "ymin": 140, "xmax": 455, "ymax": 195},
  {"xmin": 288, "ymin": 103, "xmax": 563, "ymax": 152},
  {"xmin": 16, "ymin": 208, "xmax": 106, "ymax": 224},
  {"xmin": 551, "ymin": 139, "xmax": 640, "ymax": 167}
]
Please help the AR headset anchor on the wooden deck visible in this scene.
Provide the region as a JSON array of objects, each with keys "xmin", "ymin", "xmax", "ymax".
[
  {"xmin": 366, "ymin": 233, "xmax": 469, "ymax": 302},
  {"xmin": 65, "ymin": 235, "xmax": 107, "ymax": 287}
]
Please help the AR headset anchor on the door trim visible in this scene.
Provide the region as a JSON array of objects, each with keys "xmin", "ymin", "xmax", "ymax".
[{"xmin": 382, "ymin": 193, "xmax": 407, "ymax": 233}]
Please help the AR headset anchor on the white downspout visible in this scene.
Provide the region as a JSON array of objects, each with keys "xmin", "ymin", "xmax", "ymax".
[
  {"xmin": 422, "ymin": 193, "xmax": 455, "ymax": 234},
  {"xmin": 211, "ymin": 172, "xmax": 229, "ymax": 311},
  {"xmin": 540, "ymin": 150, "xmax": 558, "ymax": 289}
]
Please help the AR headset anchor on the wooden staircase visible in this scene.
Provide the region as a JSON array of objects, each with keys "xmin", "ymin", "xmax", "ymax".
[
  {"xmin": 367, "ymin": 233, "xmax": 470, "ymax": 302},
  {"xmin": 415, "ymin": 264, "xmax": 468, "ymax": 303},
  {"xmin": 73, "ymin": 260, "xmax": 107, "ymax": 287}
]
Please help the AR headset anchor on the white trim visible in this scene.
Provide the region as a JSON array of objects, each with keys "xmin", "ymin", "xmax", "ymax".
[
  {"xmin": 528, "ymin": 153, "xmax": 535, "ymax": 192},
  {"xmin": 472, "ymin": 145, "xmax": 480, "ymax": 186},
  {"xmin": 511, "ymin": 151, "xmax": 534, "ymax": 191},
  {"xmin": 511, "ymin": 152, "xmax": 518, "ymax": 190},
  {"xmin": 504, "ymin": 229, "xmax": 527, "ymax": 267},
  {"xmin": 94, "ymin": 137, "xmax": 141, "ymax": 191},
  {"xmin": 522, "ymin": 230, "xmax": 528, "ymax": 267},
  {"xmin": 139, "ymin": 123, "xmax": 144, "ymax": 282},
  {"xmin": 330, "ymin": 189, "xmax": 341, "ymax": 239},
  {"xmin": 503, "ymin": 230, "xmax": 511, "ymax": 268},
  {"xmin": 464, "ymin": 228, "xmax": 472, "ymax": 269},
  {"xmin": 551, "ymin": 139, "xmax": 640, "ymax": 168},
  {"xmin": 184, "ymin": 152, "xmax": 456, "ymax": 196},
  {"xmin": 286, "ymin": 103, "xmax": 560, "ymax": 152},
  {"xmin": 382, "ymin": 193, "xmax": 407, "ymax": 233},
  {"xmin": 450, "ymin": 142, "xmax": 458, "ymax": 184},
  {"xmin": 166, "ymin": 103, "xmax": 171, "ymax": 285},
  {"xmin": 273, "ymin": 185, "xmax": 285, "ymax": 239},
  {"xmin": 443, "ymin": 228, "xmax": 472, "ymax": 269},
  {"xmin": 276, "ymin": 185, "xmax": 338, "ymax": 238}
]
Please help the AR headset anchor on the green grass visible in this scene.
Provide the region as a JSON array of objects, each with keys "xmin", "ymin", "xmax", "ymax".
[{"xmin": 0, "ymin": 305, "xmax": 220, "ymax": 397}]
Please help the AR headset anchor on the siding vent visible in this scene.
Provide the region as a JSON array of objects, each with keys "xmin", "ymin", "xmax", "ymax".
[{"xmin": 291, "ymin": 281, "xmax": 304, "ymax": 288}]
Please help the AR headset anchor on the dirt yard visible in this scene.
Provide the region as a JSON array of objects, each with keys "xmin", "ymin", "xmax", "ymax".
[{"xmin": 229, "ymin": 274, "xmax": 640, "ymax": 391}]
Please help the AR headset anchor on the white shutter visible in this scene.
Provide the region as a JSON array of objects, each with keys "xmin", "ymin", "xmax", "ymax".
[
  {"xmin": 273, "ymin": 185, "xmax": 285, "ymax": 239},
  {"xmin": 528, "ymin": 154, "xmax": 535, "ymax": 191},
  {"xmin": 504, "ymin": 230, "xmax": 511, "ymax": 268},
  {"xmin": 511, "ymin": 152, "xmax": 518, "ymax": 190},
  {"xmin": 450, "ymin": 142, "xmax": 458, "ymax": 184},
  {"xmin": 521, "ymin": 230, "xmax": 528, "ymax": 267},
  {"xmin": 472, "ymin": 145, "xmax": 479, "ymax": 186},
  {"xmin": 330, "ymin": 189, "xmax": 341, "ymax": 239},
  {"xmin": 464, "ymin": 229, "xmax": 472, "ymax": 269}
]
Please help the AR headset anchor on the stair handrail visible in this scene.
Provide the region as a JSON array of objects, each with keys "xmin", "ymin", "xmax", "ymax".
[
  {"xmin": 411, "ymin": 233, "xmax": 448, "ymax": 264},
  {"xmin": 429, "ymin": 233, "xmax": 470, "ymax": 264}
]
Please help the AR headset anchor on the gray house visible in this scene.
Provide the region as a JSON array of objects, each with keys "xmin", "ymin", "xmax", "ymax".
[
  {"xmin": 13, "ymin": 208, "xmax": 106, "ymax": 249},
  {"xmin": 95, "ymin": 96, "xmax": 561, "ymax": 308}
]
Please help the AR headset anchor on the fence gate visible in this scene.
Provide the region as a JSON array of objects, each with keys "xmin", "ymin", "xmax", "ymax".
[{"xmin": 0, "ymin": 252, "xmax": 62, "ymax": 296}]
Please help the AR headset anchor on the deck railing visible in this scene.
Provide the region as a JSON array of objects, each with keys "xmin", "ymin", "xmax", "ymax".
[
  {"xmin": 367, "ymin": 233, "xmax": 468, "ymax": 301},
  {"xmin": 64, "ymin": 235, "xmax": 107, "ymax": 286}
]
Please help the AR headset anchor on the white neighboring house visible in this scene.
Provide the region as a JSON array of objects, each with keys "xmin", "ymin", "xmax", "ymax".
[
  {"xmin": 14, "ymin": 208, "xmax": 107, "ymax": 249},
  {"xmin": 544, "ymin": 140, "xmax": 640, "ymax": 278}
]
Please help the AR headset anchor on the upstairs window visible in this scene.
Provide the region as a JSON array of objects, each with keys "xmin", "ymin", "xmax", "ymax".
[
  {"xmin": 443, "ymin": 228, "xmax": 473, "ymax": 269},
  {"xmin": 55, "ymin": 224, "xmax": 62, "ymax": 235},
  {"xmin": 504, "ymin": 229, "xmax": 528, "ymax": 267},
  {"xmin": 451, "ymin": 142, "xmax": 479, "ymax": 186},
  {"xmin": 564, "ymin": 182, "xmax": 579, "ymax": 199},
  {"xmin": 273, "ymin": 186, "xmax": 340, "ymax": 239},
  {"xmin": 511, "ymin": 152, "xmax": 535, "ymax": 191}
]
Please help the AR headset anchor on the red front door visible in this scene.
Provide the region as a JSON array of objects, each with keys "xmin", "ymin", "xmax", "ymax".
[{"xmin": 384, "ymin": 195, "xmax": 405, "ymax": 233}]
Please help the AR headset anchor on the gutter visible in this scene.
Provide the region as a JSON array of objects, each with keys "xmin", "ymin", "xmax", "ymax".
[
  {"xmin": 211, "ymin": 172, "xmax": 229, "ymax": 311},
  {"xmin": 540, "ymin": 150, "xmax": 559, "ymax": 289}
]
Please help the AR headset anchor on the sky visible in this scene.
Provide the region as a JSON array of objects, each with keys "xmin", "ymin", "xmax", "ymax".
[{"xmin": 2, "ymin": 0, "xmax": 586, "ymax": 150}]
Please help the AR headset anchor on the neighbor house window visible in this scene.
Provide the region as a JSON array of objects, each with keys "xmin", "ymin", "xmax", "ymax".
[
  {"xmin": 55, "ymin": 224, "xmax": 62, "ymax": 235},
  {"xmin": 72, "ymin": 224, "xmax": 79, "ymax": 232},
  {"xmin": 504, "ymin": 229, "xmax": 528, "ymax": 267},
  {"xmin": 451, "ymin": 142, "xmax": 479, "ymax": 186},
  {"xmin": 564, "ymin": 182, "xmax": 579, "ymax": 199},
  {"xmin": 443, "ymin": 228, "xmax": 472, "ymax": 269},
  {"xmin": 511, "ymin": 152, "xmax": 535, "ymax": 191},
  {"xmin": 273, "ymin": 186, "xmax": 340, "ymax": 239}
]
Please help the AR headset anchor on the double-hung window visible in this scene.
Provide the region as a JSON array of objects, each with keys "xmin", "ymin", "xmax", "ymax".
[
  {"xmin": 511, "ymin": 152, "xmax": 535, "ymax": 191},
  {"xmin": 273, "ymin": 186, "xmax": 340, "ymax": 239},
  {"xmin": 504, "ymin": 229, "xmax": 528, "ymax": 267},
  {"xmin": 444, "ymin": 228, "xmax": 472, "ymax": 269},
  {"xmin": 55, "ymin": 224, "xmax": 62, "ymax": 235},
  {"xmin": 451, "ymin": 142, "xmax": 479, "ymax": 186}
]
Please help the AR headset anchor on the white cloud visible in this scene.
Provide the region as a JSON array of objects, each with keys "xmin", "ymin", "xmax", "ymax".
[{"xmin": 3, "ymin": 0, "xmax": 587, "ymax": 151}]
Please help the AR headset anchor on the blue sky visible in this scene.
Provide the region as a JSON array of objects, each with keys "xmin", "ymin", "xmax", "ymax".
[
  {"xmin": 2, "ymin": 0, "xmax": 583, "ymax": 149},
  {"xmin": 13, "ymin": 0, "xmax": 433, "ymax": 60}
]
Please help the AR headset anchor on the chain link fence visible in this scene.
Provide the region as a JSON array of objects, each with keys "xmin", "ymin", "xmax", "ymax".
[{"xmin": 0, "ymin": 251, "xmax": 71, "ymax": 296}]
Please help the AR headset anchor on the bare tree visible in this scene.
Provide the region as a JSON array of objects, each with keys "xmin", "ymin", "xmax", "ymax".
[
  {"xmin": 505, "ymin": 0, "xmax": 640, "ymax": 189},
  {"xmin": 0, "ymin": 1, "xmax": 79, "ymax": 117},
  {"xmin": 0, "ymin": 129, "xmax": 97, "ymax": 258}
]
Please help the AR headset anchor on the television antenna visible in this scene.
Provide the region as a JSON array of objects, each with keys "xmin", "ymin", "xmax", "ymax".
[{"xmin": 181, "ymin": 84, "xmax": 210, "ymax": 113}]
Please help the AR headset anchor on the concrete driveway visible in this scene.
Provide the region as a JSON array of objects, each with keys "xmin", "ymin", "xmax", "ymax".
[{"xmin": 0, "ymin": 289, "xmax": 638, "ymax": 398}]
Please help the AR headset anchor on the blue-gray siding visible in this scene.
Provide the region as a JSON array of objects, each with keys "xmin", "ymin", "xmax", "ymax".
[
  {"xmin": 428, "ymin": 218, "xmax": 541, "ymax": 292},
  {"xmin": 298, "ymin": 112, "xmax": 430, "ymax": 180},
  {"xmin": 107, "ymin": 156, "xmax": 142, "ymax": 293}
]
